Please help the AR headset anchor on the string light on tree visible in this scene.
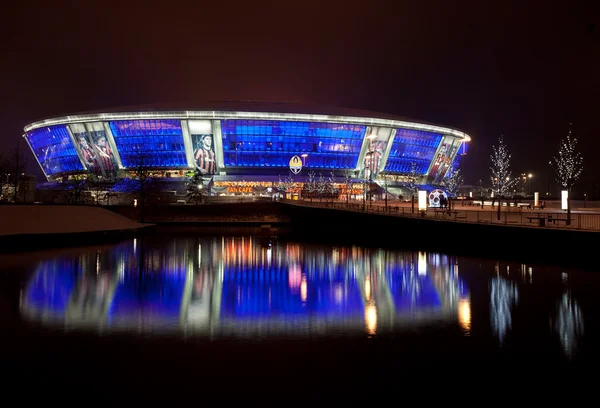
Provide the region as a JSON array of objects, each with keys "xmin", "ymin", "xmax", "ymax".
[
  {"xmin": 490, "ymin": 136, "xmax": 518, "ymax": 219},
  {"xmin": 444, "ymin": 165, "xmax": 464, "ymax": 199},
  {"xmin": 550, "ymin": 124, "xmax": 583, "ymax": 191},
  {"xmin": 550, "ymin": 124, "xmax": 583, "ymax": 223}
]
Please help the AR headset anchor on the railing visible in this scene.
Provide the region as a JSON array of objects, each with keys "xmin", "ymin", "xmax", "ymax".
[{"xmin": 285, "ymin": 199, "xmax": 600, "ymax": 231}]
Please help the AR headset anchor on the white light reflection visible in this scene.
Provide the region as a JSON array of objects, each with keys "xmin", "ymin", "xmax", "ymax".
[
  {"xmin": 288, "ymin": 264, "xmax": 301, "ymax": 293},
  {"xmin": 334, "ymin": 283, "xmax": 343, "ymax": 304},
  {"xmin": 490, "ymin": 277, "xmax": 519, "ymax": 344},
  {"xmin": 198, "ymin": 244, "xmax": 201, "ymax": 269},
  {"xmin": 364, "ymin": 276, "xmax": 372, "ymax": 301},
  {"xmin": 418, "ymin": 252, "xmax": 427, "ymax": 276},
  {"xmin": 554, "ymin": 291, "xmax": 584, "ymax": 359},
  {"xmin": 365, "ymin": 302, "xmax": 377, "ymax": 335},
  {"xmin": 458, "ymin": 297, "xmax": 471, "ymax": 335},
  {"xmin": 300, "ymin": 275, "xmax": 307, "ymax": 303}
]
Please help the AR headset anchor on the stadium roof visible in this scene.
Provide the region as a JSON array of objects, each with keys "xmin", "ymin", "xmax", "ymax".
[
  {"xmin": 23, "ymin": 100, "xmax": 470, "ymax": 141},
  {"xmin": 71, "ymin": 100, "xmax": 436, "ymax": 125}
]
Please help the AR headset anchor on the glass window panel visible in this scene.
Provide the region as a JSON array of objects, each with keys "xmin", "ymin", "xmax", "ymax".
[
  {"xmin": 220, "ymin": 120, "xmax": 365, "ymax": 169},
  {"xmin": 109, "ymin": 120, "xmax": 186, "ymax": 168},
  {"xmin": 25, "ymin": 125, "xmax": 84, "ymax": 176},
  {"xmin": 384, "ymin": 128, "xmax": 443, "ymax": 174}
]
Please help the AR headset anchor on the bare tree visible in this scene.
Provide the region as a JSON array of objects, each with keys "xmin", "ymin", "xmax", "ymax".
[
  {"xmin": 380, "ymin": 171, "xmax": 390, "ymax": 210},
  {"xmin": 0, "ymin": 153, "xmax": 5, "ymax": 202},
  {"xmin": 125, "ymin": 153, "xmax": 154, "ymax": 222},
  {"xmin": 490, "ymin": 137, "xmax": 518, "ymax": 220},
  {"xmin": 86, "ymin": 168, "xmax": 107, "ymax": 205},
  {"xmin": 62, "ymin": 175, "xmax": 88, "ymax": 205},
  {"xmin": 11, "ymin": 142, "xmax": 27, "ymax": 203},
  {"xmin": 402, "ymin": 161, "xmax": 419, "ymax": 214},
  {"xmin": 550, "ymin": 125, "xmax": 583, "ymax": 224}
]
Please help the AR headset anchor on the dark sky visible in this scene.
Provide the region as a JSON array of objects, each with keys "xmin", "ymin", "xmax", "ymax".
[{"xmin": 1, "ymin": 0, "xmax": 598, "ymax": 192}]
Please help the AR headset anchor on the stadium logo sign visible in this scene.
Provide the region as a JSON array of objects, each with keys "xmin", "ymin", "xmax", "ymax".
[{"xmin": 289, "ymin": 155, "xmax": 303, "ymax": 174}]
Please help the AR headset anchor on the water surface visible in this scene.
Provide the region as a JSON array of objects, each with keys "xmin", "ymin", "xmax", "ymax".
[{"xmin": 1, "ymin": 228, "xmax": 598, "ymax": 395}]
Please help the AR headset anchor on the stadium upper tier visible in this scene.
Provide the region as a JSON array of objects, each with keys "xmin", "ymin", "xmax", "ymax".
[{"xmin": 22, "ymin": 102, "xmax": 470, "ymax": 183}]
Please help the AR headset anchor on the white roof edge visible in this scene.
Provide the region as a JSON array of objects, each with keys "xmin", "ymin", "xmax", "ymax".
[{"xmin": 23, "ymin": 110, "xmax": 471, "ymax": 142}]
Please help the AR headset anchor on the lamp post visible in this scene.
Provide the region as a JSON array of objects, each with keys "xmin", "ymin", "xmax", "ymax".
[
  {"xmin": 301, "ymin": 153, "xmax": 308, "ymax": 166},
  {"xmin": 527, "ymin": 173, "xmax": 533, "ymax": 196},
  {"xmin": 364, "ymin": 133, "xmax": 377, "ymax": 210},
  {"xmin": 301, "ymin": 154, "xmax": 308, "ymax": 201},
  {"xmin": 365, "ymin": 151, "xmax": 374, "ymax": 209}
]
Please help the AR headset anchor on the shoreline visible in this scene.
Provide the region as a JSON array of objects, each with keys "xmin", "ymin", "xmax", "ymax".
[
  {"xmin": 0, "ymin": 226, "xmax": 155, "ymax": 254},
  {"xmin": 1, "ymin": 203, "xmax": 597, "ymax": 269}
]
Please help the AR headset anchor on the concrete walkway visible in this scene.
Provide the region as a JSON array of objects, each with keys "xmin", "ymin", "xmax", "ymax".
[{"xmin": 0, "ymin": 205, "xmax": 151, "ymax": 236}]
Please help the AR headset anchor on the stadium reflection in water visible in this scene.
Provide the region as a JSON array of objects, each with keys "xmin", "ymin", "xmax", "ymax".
[{"xmin": 20, "ymin": 236, "xmax": 470, "ymax": 338}]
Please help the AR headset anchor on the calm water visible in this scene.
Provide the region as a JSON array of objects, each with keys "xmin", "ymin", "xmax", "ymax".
[{"xmin": 1, "ymin": 228, "xmax": 599, "ymax": 395}]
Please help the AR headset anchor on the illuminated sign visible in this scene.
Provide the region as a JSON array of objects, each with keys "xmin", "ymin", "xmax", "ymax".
[
  {"xmin": 289, "ymin": 155, "xmax": 303, "ymax": 174},
  {"xmin": 418, "ymin": 190, "xmax": 428, "ymax": 211},
  {"xmin": 227, "ymin": 186, "xmax": 253, "ymax": 193},
  {"xmin": 534, "ymin": 192, "xmax": 539, "ymax": 207},
  {"xmin": 561, "ymin": 190, "xmax": 568, "ymax": 210}
]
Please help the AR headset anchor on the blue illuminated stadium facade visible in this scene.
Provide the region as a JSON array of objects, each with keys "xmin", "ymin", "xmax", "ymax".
[{"xmin": 23, "ymin": 102, "xmax": 470, "ymax": 190}]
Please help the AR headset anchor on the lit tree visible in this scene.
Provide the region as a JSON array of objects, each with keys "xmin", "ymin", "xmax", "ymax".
[
  {"xmin": 490, "ymin": 137, "xmax": 518, "ymax": 219},
  {"xmin": 444, "ymin": 166, "xmax": 464, "ymax": 209},
  {"xmin": 276, "ymin": 175, "xmax": 285, "ymax": 198},
  {"xmin": 326, "ymin": 171, "xmax": 337, "ymax": 203},
  {"xmin": 277, "ymin": 174, "xmax": 296, "ymax": 199},
  {"xmin": 550, "ymin": 126, "xmax": 583, "ymax": 223},
  {"xmin": 344, "ymin": 171, "xmax": 353, "ymax": 207},
  {"xmin": 304, "ymin": 170, "xmax": 317, "ymax": 201},
  {"xmin": 316, "ymin": 172, "xmax": 327, "ymax": 198}
]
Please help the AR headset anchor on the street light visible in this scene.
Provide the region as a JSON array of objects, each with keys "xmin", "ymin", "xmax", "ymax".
[
  {"xmin": 301, "ymin": 153, "xmax": 308, "ymax": 166},
  {"xmin": 527, "ymin": 173, "xmax": 533, "ymax": 196},
  {"xmin": 365, "ymin": 151, "xmax": 375, "ymax": 209}
]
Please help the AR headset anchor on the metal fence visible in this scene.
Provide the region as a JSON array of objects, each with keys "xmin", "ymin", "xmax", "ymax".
[{"xmin": 288, "ymin": 200, "xmax": 600, "ymax": 231}]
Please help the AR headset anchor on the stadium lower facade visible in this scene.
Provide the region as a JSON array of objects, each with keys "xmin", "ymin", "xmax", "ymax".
[{"xmin": 23, "ymin": 102, "xmax": 470, "ymax": 201}]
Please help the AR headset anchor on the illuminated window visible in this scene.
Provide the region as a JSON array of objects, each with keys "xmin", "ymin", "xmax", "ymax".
[
  {"xmin": 384, "ymin": 128, "xmax": 443, "ymax": 174},
  {"xmin": 25, "ymin": 125, "xmax": 84, "ymax": 176},
  {"xmin": 109, "ymin": 120, "xmax": 186, "ymax": 167},
  {"xmin": 221, "ymin": 120, "xmax": 366, "ymax": 169}
]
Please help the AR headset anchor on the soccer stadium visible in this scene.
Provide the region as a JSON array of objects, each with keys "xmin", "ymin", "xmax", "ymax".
[{"xmin": 22, "ymin": 101, "xmax": 470, "ymax": 202}]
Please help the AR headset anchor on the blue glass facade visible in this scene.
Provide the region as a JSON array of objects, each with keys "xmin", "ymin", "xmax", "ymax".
[
  {"xmin": 109, "ymin": 271, "xmax": 187, "ymax": 321},
  {"xmin": 25, "ymin": 126, "xmax": 84, "ymax": 176},
  {"xmin": 109, "ymin": 120, "xmax": 187, "ymax": 167},
  {"xmin": 384, "ymin": 129, "xmax": 443, "ymax": 174},
  {"xmin": 221, "ymin": 120, "xmax": 366, "ymax": 169},
  {"xmin": 220, "ymin": 264, "xmax": 364, "ymax": 317},
  {"xmin": 25, "ymin": 261, "xmax": 77, "ymax": 315}
]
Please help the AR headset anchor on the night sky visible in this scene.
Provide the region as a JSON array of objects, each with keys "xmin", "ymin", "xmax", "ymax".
[{"xmin": 2, "ymin": 0, "xmax": 598, "ymax": 193}]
